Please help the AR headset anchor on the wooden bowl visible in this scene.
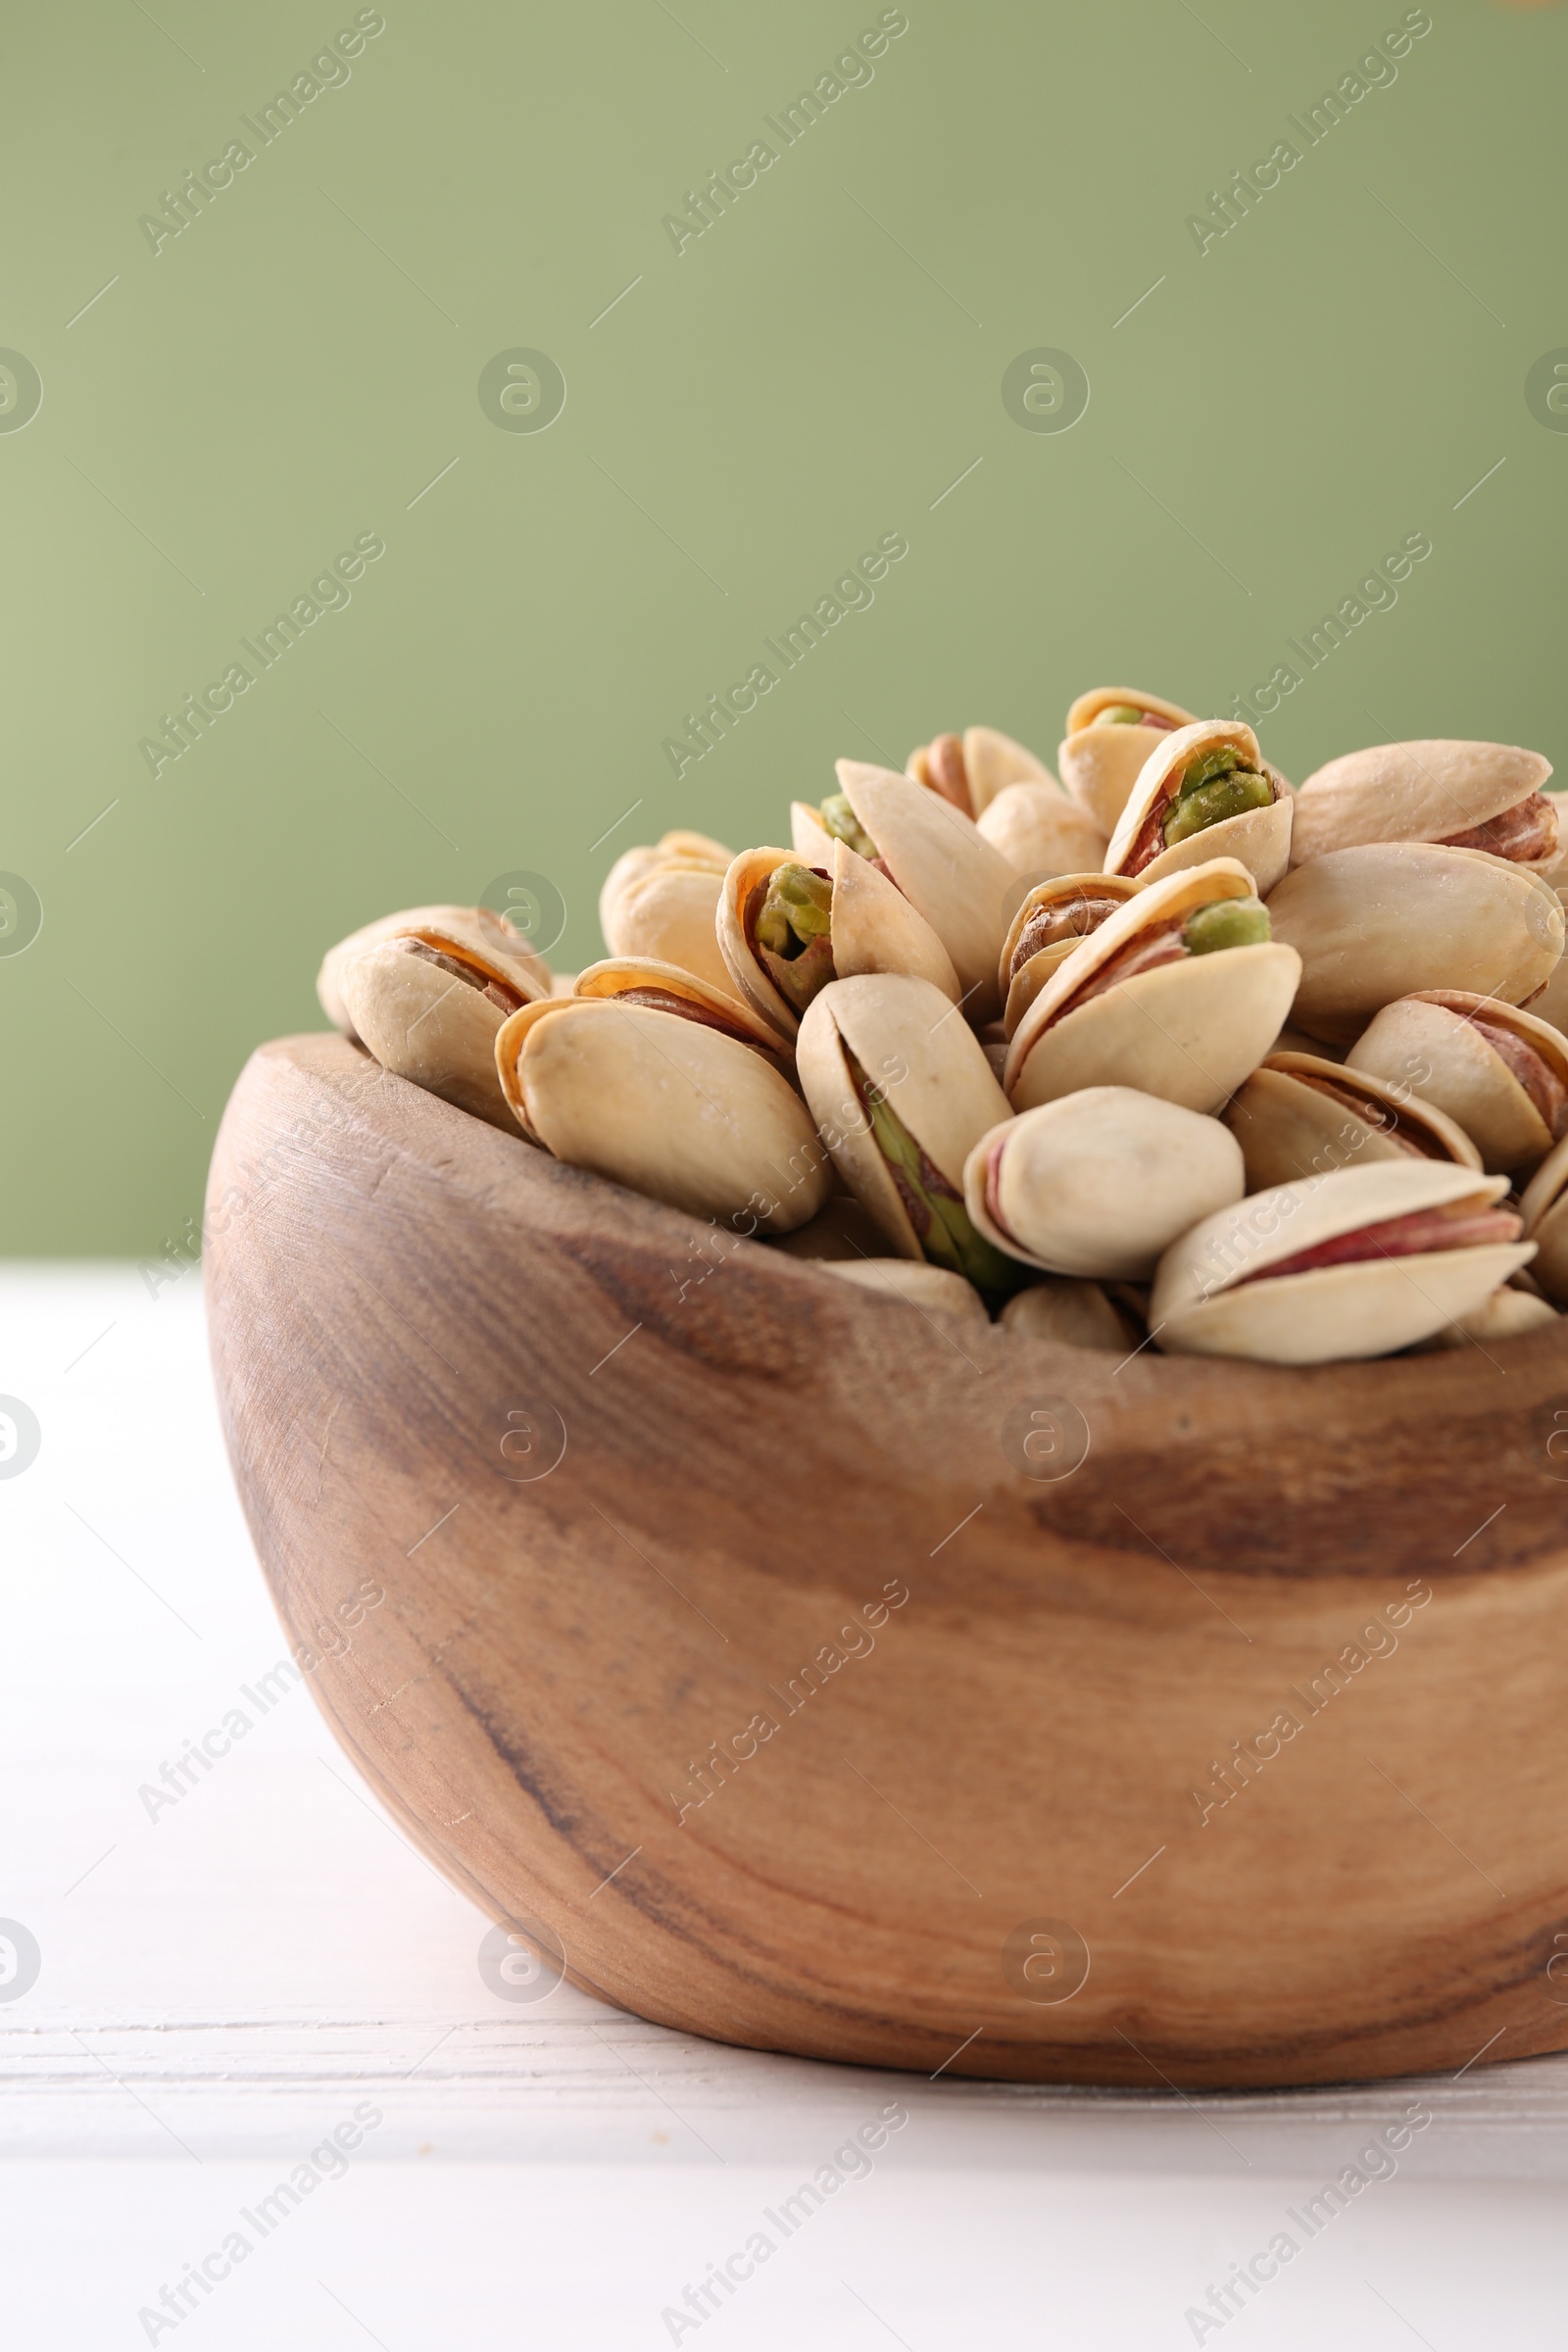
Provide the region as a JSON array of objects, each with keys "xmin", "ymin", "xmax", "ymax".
[{"xmin": 205, "ymin": 1035, "xmax": 1568, "ymax": 2087}]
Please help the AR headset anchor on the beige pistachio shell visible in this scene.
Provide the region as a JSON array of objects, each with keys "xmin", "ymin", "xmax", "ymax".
[
  {"xmin": 493, "ymin": 997, "xmax": 830, "ymax": 1233},
  {"xmin": 339, "ymin": 928, "xmax": 539, "ymax": 1132},
  {"xmin": 975, "ymin": 783, "xmax": 1109, "ymax": 880},
  {"xmin": 318, "ymin": 905, "xmax": 548, "ymax": 1040},
  {"xmin": 570, "ymin": 956, "xmax": 794, "ymax": 1071},
  {"xmin": 906, "ymin": 724, "xmax": 1055, "ymax": 818},
  {"xmin": 1347, "ymin": 992, "xmax": 1568, "ymax": 1175},
  {"xmin": 598, "ymin": 831, "xmax": 731, "ymax": 940},
  {"xmin": 1004, "ymin": 858, "xmax": 1301, "ymax": 1117},
  {"xmin": 1103, "ymin": 718, "xmax": 1292, "ymax": 895},
  {"xmin": 834, "ymin": 761, "xmax": 1019, "ymax": 1023},
  {"xmin": 767, "ymin": 1193, "xmax": 889, "ymax": 1262},
  {"xmin": 1152, "ymin": 1161, "xmax": 1531, "ymax": 1364},
  {"xmin": 1224, "ymin": 1053, "xmax": 1483, "ymax": 1192},
  {"xmin": 1293, "ymin": 740, "xmax": 1558, "ymax": 869},
  {"xmin": 1527, "ymin": 889, "xmax": 1568, "ymax": 1032},
  {"xmin": 962, "ymin": 1089, "xmax": 1245, "ymax": 1281},
  {"xmin": 1264, "ymin": 842, "xmax": 1566, "ymax": 1044},
  {"xmin": 1412, "ymin": 1285, "xmax": 1559, "ymax": 1348},
  {"xmin": 1057, "ymin": 687, "xmax": 1198, "ymax": 832},
  {"xmin": 1000, "ymin": 1277, "xmax": 1139, "ymax": 1349},
  {"xmin": 790, "ymin": 802, "xmax": 838, "ymax": 864},
  {"xmin": 717, "ymin": 843, "xmax": 959, "ymax": 1041},
  {"xmin": 1519, "ymin": 1133, "xmax": 1568, "ymax": 1303},
  {"xmin": 796, "ymin": 972, "xmax": 1011, "ymax": 1259},
  {"xmin": 999, "ymin": 872, "xmax": 1143, "ymax": 1038},
  {"xmin": 601, "ymin": 864, "xmax": 731, "ymax": 994},
  {"xmin": 819, "ymin": 1258, "xmax": 990, "ymax": 1320}
]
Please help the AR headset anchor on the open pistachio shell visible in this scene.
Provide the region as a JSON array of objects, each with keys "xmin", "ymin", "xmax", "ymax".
[
  {"xmin": 999, "ymin": 872, "xmax": 1144, "ymax": 1038},
  {"xmin": 1346, "ymin": 991, "xmax": 1568, "ymax": 1175},
  {"xmin": 1000, "ymin": 1278, "xmax": 1140, "ymax": 1349},
  {"xmin": 789, "ymin": 802, "xmax": 838, "ymax": 864},
  {"xmin": 1293, "ymin": 740, "xmax": 1559, "ymax": 871},
  {"xmin": 318, "ymin": 905, "xmax": 548, "ymax": 1041},
  {"xmin": 906, "ymin": 724, "xmax": 1055, "ymax": 818},
  {"xmin": 1264, "ymin": 842, "xmax": 1566, "ymax": 1044},
  {"xmin": 796, "ymin": 973, "xmax": 1012, "ymax": 1273},
  {"xmin": 1152, "ymin": 1161, "xmax": 1532, "ymax": 1364},
  {"xmin": 1004, "ymin": 858, "xmax": 1301, "ymax": 1116},
  {"xmin": 493, "ymin": 996, "xmax": 830, "ymax": 1233},
  {"xmin": 1224, "ymin": 1052, "xmax": 1483, "ymax": 1192},
  {"xmin": 601, "ymin": 864, "xmax": 732, "ymax": 994},
  {"xmin": 571, "ymin": 956, "xmax": 795, "ymax": 1072},
  {"xmin": 717, "ymin": 843, "xmax": 959, "ymax": 1041},
  {"xmin": 339, "ymin": 926, "xmax": 543, "ymax": 1132},
  {"xmin": 975, "ymin": 783, "xmax": 1109, "ymax": 880},
  {"xmin": 1103, "ymin": 718, "xmax": 1293, "ymax": 895},
  {"xmin": 962, "ymin": 1089, "xmax": 1245, "ymax": 1281},
  {"xmin": 819, "ymin": 1258, "xmax": 991, "ymax": 1321},
  {"xmin": 1057, "ymin": 687, "xmax": 1198, "ymax": 833},
  {"xmin": 1519, "ymin": 1133, "xmax": 1568, "ymax": 1303},
  {"xmin": 598, "ymin": 830, "xmax": 731, "ymax": 941},
  {"xmin": 831, "ymin": 761, "xmax": 1019, "ymax": 1023}
]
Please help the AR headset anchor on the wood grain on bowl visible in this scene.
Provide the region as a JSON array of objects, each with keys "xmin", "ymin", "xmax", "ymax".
[{"xmin": 205, "ymin": 1033, "xmax": 1568, "ymax": 2086}]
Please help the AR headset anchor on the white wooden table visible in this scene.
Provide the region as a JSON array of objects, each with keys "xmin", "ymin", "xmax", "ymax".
[{"xmin": 6, "ymin": 1267, "xmax": 1568, "ymax": 2347}]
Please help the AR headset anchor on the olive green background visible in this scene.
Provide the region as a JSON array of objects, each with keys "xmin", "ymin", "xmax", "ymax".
[{"xmin": 2, "ymin": 0, "xmax": 1563, "ymax": 1254}]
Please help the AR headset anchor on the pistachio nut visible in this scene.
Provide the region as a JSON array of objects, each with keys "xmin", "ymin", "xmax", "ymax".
[
  {"xmin": 1264, "ymin": 842, "xmax": 1566, "ymax": 1044},
  {"xmin": 318, "ymin": 904, "xmax": 548, "ymax": 1042},
  {"xmin": 1411, "ymin": 1284, "xmax": 1559, "ymax": 1348},
  {"xmin": 1293, "ymin": 740, "xmax": 1559, "ymax": 872},
  {"xmin": 815, "ymin": 762, "xmax": 1020, "ymax": 1023},
  {"xmin": 1104, "ymin": 718, "xmax": 1293, "ymax": 895},
  {"xmin": 999, "ymin": 871, "xmax": 1144, "ymax": 1037},
  {"xmin": 601, "ymin": 863, "xmax": 733, "ymax": 995},
  {"xmin": 717, "ymin": 841, "xmax": 959, "ymax": 1037},
  {"xmin": 1346, "ymin": 991, "xmax": 1568, "ymax": 1175},
  {"xmin": 1151, "ymin": 1161, "xmax": 1533, "ymax": 1364},
  {"xmin": 1057, "ymin": 686, "xmax": 1198, "ymax": 833},
  {"xmin": 1525, "ymin": 888, "xmax": 1568, "ymax": 1033},
  {"xmin": 795, "ymin": 972, "xmax": 1020, "ymax": 1298},
  {"xmin": 598, "ymin": 829, "xmax": 731, "ymax": 940},
  {"xmin": 1224, "ymin": 1052, "xmax": 1483, "ymax": 1193},
  {"xmin": 963, "ymin": 1087, "xmax": 1245, "ymax": 1281},
  {"xmin": 819, "ymin": 1257, "xmax": 991, "ymax": 1321},
  {"xmin": 906, "ymin": 723, "xmax": 1055, "ymax": 818},
  {"xmin": 1000, "ymin": 1277, "xmax": 1142, "ymax": 1350},
  {"xmin": 1518, "ymin": 1132, "xmax": 1568, "ymax": 1304},
  {"xmin": 339, "ymin": 924, "xmax": 546, "ymax": 1131},
  {"xmin": 493, "ymin": 995, "xmax": 831, "ymax": 1232},
  {"xmin": 974, "ymin": 782, "xmax": 1110, "ymax": 880},
  {"xmin": 1004, "ymin": 858, "xmax": 1301, "ymax": 1116},
  {"xmin": 570, "ymin": 956, "xmax": 795, "ymax": 1073}
]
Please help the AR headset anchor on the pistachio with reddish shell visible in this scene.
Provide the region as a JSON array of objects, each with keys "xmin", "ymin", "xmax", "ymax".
[
  {"xmin": 569, "ymin": 956, "xmax": 795, "ymax": 1073},
  {"xmin": 493, "ymin": 995, "xmax": 830, "ymax": 1232},
  {"xmin": 1000, "ymin": 1278, "xmax": 1143, "ymax": 1350},
  {"xmin": 338, "ymin": 924, "xmax": 549, "ymax": 1131},
  {"xmin": 1151, "ymin": 1162, "xmax": 1534, "ymax": 1364},
  {"xmin": 818, "ymin": 1258, "xmax": 991, "ymax": 1320},
  {"xmin": 1004, "ymin": 858, "xmax": 1301, "ymax": 1117},
  {"xmin": 1292, "ymin": 740, "xmax": 1559, "ymax": 873},
  {"xmin": 973, "ymin": 783, "xmax": 1109, "ymax": 881},
  {"xmin": 906, "ymin": 723, "xmax": 1056, "ymax": 817},
  {"xmin": 999, "ymin": 871, "xmax": 1143, "ymax": 1037},
  {"xmin": 1103, "ymin": 719, "xmax": 1293, "ymax": 895},
  {"xmin": 1057, "ymin": 686, "xmax": 1198, "ymax": 833},
  {"xmin": 796, "ymin": 973, "xmax": 1020, "ymax": 1298},
  {"xmin": 1346, "ymin": 992, "xmax": 1568, "ymax": 1175},
  {"xmin": 717, "ymin": 842, "xmax": 959, "ymax": 1037},
  {"xmin": 963, "ymin": 1087, "xmax": 1245, "ymax": 1281},
  {"xmin": 1518, "ymin": 1133, "xmax": 1568, "ymax": 1305},
  {"xmin": 1224, "ymin": 1052, "xmax": 1483, "ymax": 1193},
  {"xmin": 1264, "ymin": 842, "xmax": 1565, "ymax": 1044},
  {"xmin": 318, "ymin": 905, "xmax": 548, "ymax": 1042}
]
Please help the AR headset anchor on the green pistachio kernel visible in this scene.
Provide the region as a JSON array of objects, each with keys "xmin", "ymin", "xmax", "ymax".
[
  {"xmin": 847, "ymin": 1051, "xmax": 1023, "ymax": 1302},
  {"xmin": 1182, "ymin": 896, "xmax": 1272, "ymax": 956},
  {"xmin": 1162, "ymin": 765, "xmax": 1272, "ymax": 848},
  {"xmin": 817, "ymin": 792, "xmax": 879, "ymax": 859},
  {"xmin": 1094, "ymin": 704, "xmax": 1149, "ymax": 726},
  {"xmin": 1175, "ymin": 745, "xmax": 1241, "ymax": 797},
  {"xmin": 755, "ymin": 863, "xmax": 833, "ymax": 957}
]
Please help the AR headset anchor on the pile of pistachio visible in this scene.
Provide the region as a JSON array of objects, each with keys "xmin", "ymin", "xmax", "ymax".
[{"xmin": 316, "ymin": 690, "xmax": 1568, "ymax": 1366}]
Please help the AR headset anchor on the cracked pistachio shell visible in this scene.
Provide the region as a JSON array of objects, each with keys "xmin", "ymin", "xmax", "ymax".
[
  {"xmin": 598, "ymin": 831, "xmax": 731, "ymax": 940},
  {"xmin": 493, "ymin": 996, "xmax": 830, "ymax": 1232},
  {"xmin": 1058, "ymin": 686, "xmax": 1198, "ymax": 833},
  {"xmin": 339, "ymin": 926, "xmax": 542, "ymax": 1133},
  {"xmin": 832, "ymin": 761, "xmax": 1020, "ymax": 1024},
  {"xmin": 963, "ymin": 1088, "xmax": 1245, "ymax": 1281},
  {"xmin": 1004, "ymin": 858, "xmax": 1301, "ymax": 1117},
  {"xmin": 717, "ymin": 842, "xmax": 959, "ymax": 1041},
  {"xmin": 1519, "ymin": 1134, "xmax": 1568, "ymax": 1305},
  {"xmin": 906, "ymin": 724, "xmax": 1055, "ymax": 816},
  {"xmin": 1152, "ymin": 1161, "xmax": 1530, "ymax": 1364},
  {"xmin": 1000, "ymin": 1277, "xmax": 1140, "ymax": 1349},
  {"xmin": 796, "ymin": 973, "xmax": 1011, "ymax": 1259},
  {"xmin": 999, "ymin": 871, "xmax": 1144, "ymax": 1039},
  {"xmin": 601, "ymin": 864, "xmax": 732, "ymax": 995},
  {"xmin": 1293, "ymin": 740, "xmax": 1558, "ymax": 870},
  {"xmin": 1104, "ymin": 718, "xmax": 1293, "ymax": 895},
  {"xmin": 1347, "ymin": 992, "xmax": 1568, "ymax": 1175},
  {"xmin": 975, "ymin": 782, "xmax": 1109, "ymax": 880},
  {"xmin": 318, "ymin": 904, "xmax": 548, "ymax": 1040},
  {"xmin": 1224, "ymin": 1052, "xmax": 1483, "ymax": 1192},
  {"xmin": 789, "ymin": 802, "xmax": 838, "ymax": 864},
  {"xmin": 1264, "ymin": 842, "xmax": 1566, "ymax": 1044},
  {"xmin": 819, "ymin": 1257, "xmax": 991, "ymax": 1320},
  {"xmin": 570, "ymin": 956, "xmax": 795, "ymax": 1072}
]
